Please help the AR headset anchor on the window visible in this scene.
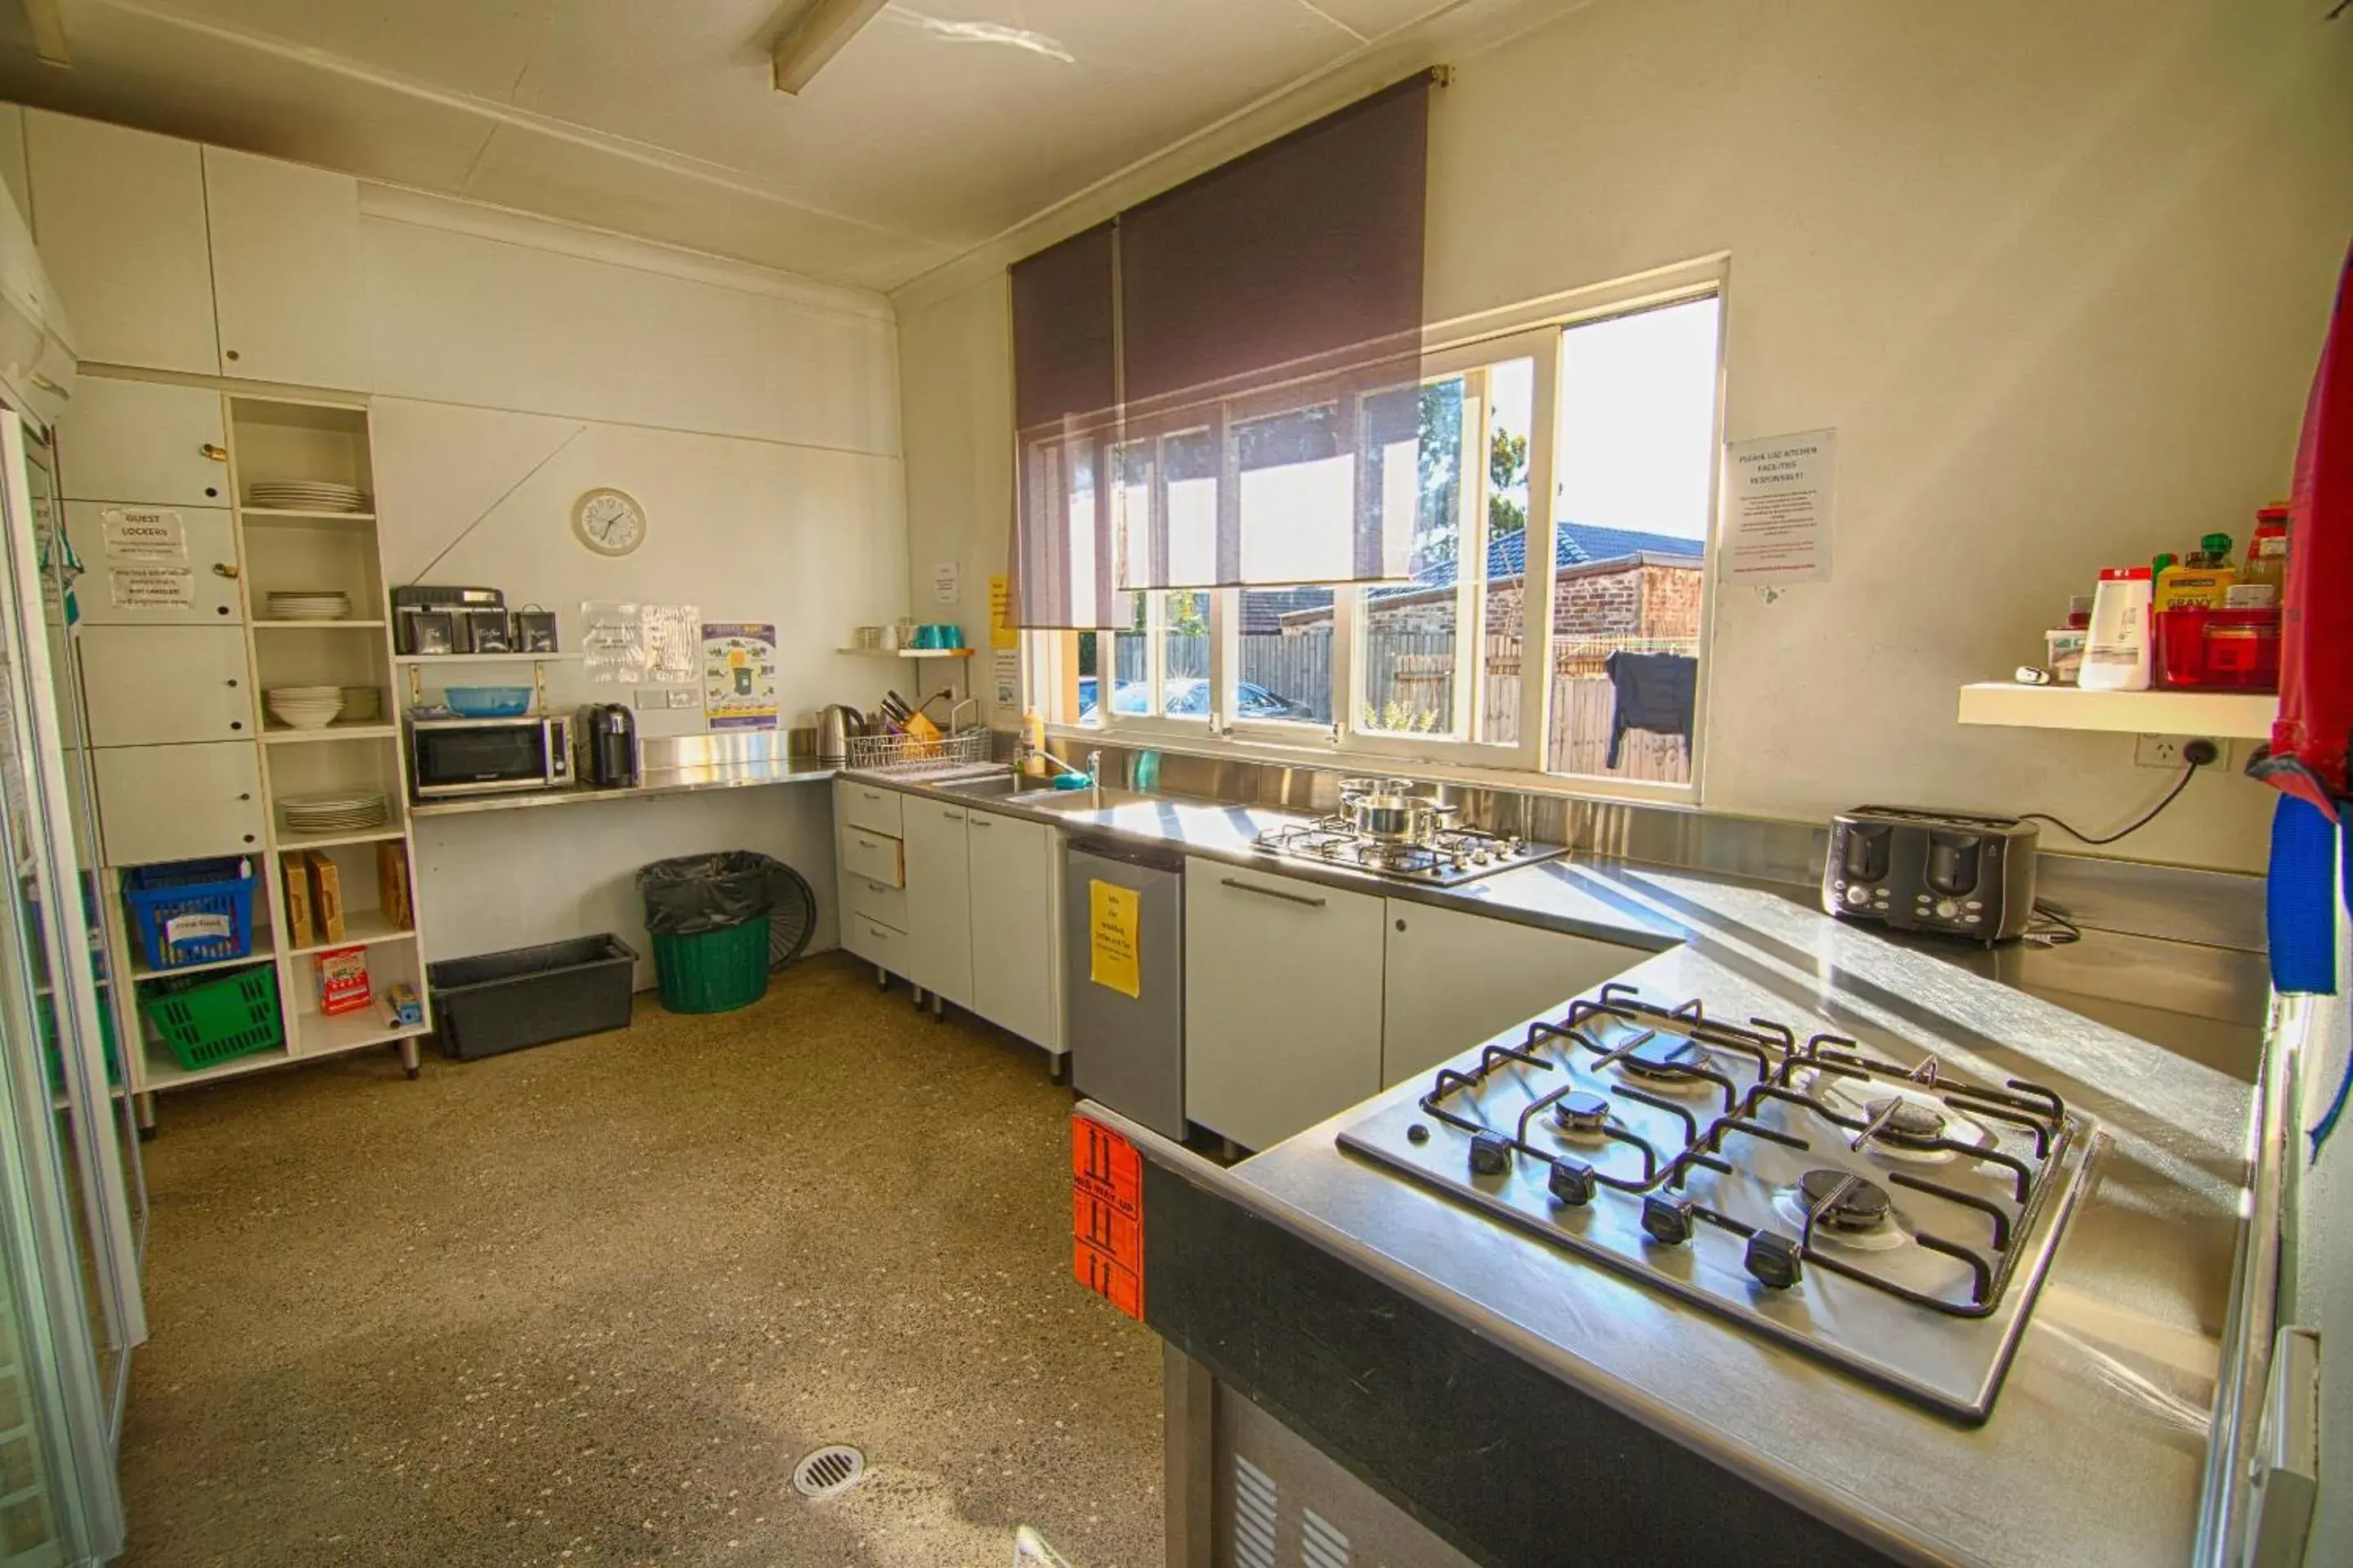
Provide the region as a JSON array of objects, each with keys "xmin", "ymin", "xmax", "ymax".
[{"xmin": 1031, "ymin": 266, "xmax": 1726, "ymax": 802}]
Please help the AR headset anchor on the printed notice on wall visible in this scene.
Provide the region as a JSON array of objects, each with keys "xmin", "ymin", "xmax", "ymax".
[
  {"xmin": 101, "ymin": 508, "xmax": 186, "ymax": 560},
  {"xmin": 700, "ymin": 622, "xmax": 778, "ymax": 731},
  {"xmin": 988, "ymin": 573, "xmax": 1018, "ymax": 649},
  {"xmin": 1089, "ymin": 880, "xmax": 1142, "ymax": 999},
  {"xmin": 110, "ymin": 568, "xmax": 194, "ymax": 609},
  {"xmin": 1724, "ymin": 430, "xmax": 1836, "ymax": 586},
  {"xmin": 932, "ymin": 560, "xmax": 960, "ymax": 605}
]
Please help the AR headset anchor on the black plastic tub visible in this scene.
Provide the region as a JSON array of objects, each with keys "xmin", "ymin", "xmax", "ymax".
[{"xmin": 427, "ymin": 935, "xmax": 638, "ymax": 1061}]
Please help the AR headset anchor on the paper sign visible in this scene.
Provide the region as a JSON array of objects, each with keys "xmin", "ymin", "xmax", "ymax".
[
  {"xmin": 110, "ymin": 568, "xmax": 194, "ymax": 608},
  {"xmin": 933, "ymin": 560, "xmax": 960, "ymax": 605},
  {"xmin": 991, "ymin": 649, "xmax": 1021, "ymax": 719},
  {"xmin": 1089, "ymin": 880, "xmax": 1141, "ymax": 999},
  {"xmin": 700, "ymin": 621, "xmax": 779, "ymax": 731},
  {"xmin": 101, "ymin": 507, "xmax": 186, "ymax": 559},
  {"xmin": 988, "ymin": 573, "xmax": 1018, "ymax": 649},
  {"xmin": 1724, "ymin": 429, "xmax": 1836, "ymax": 586}
]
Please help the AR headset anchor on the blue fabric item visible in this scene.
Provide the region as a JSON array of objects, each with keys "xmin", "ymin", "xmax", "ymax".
[{"xmin": 2269, "ymin": 793, "xmax": 2340, "ymax": 996}]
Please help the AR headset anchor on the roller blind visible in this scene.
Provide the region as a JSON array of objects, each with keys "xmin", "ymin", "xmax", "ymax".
[{"xmin": 1008, "ymin": 72, "xmax": 1435, "ymax": 624}]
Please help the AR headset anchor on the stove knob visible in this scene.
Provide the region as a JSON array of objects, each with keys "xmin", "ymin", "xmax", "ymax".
[
  {"xmin": 1743, "ymin": 1231, "xmax": 1805, "ymax": 1290},
  {"xmin": 1641, "ymin": 1195, "xmax": 1695, "ymax": 1246},
  {"xmin": 1469, "ymin": 1132, "xmax": 1512, "ymax": 1177},
  {"xmin": 1844, "ymin": 885, "xmax": 1870, "ymax": 907},
  {"xmin": 1933, "ymin": 898, "xmax": 1959, "ymax": 920},
  {"xmin": 1547, "ymin": 1159, "xmax": 1597, "ymax": 1207}
]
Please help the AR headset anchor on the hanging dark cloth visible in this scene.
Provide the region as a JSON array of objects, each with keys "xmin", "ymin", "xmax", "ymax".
[{"xmin": 1604, "ymin": 651, "xmax": 1697, "ymax": 767}]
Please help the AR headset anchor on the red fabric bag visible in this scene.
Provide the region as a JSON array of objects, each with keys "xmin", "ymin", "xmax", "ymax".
[{"xmin": 2254, "ymin": 241, "xmax": 2353, "ymax": 819}]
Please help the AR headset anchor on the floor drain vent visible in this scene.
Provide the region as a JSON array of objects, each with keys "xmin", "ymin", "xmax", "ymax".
[{"xmin": 792, "ymin": 1445, "xmax": 866, "ymax": 1499}]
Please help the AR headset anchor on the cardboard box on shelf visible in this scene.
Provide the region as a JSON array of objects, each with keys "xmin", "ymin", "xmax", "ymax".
[
  {"xmin": 316, "ymin": 946, "xmax": 370, "ymax": 1016},
  {"xmin": 282, "ymin": 854, "xmax": 315, "ymax": 949},
  {"xmin": 376, "ymin": 842, "xmax": 413, "ymax": 931},
  {"xmin": 302, "ymin": 850, "xmax": 345, "ymax": 944}
]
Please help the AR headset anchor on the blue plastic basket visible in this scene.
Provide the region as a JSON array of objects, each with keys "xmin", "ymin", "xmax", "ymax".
[{"xmin": 123, "ymin": 858, "xmax": 257, "ymax": 971}]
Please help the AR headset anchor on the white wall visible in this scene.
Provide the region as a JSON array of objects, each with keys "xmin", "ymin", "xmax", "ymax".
[
  {"xmin": 897, "ymin": 0, "xmax": 2353, "ymax": 874},
  {"xmin": 356, "ymin": 190, "xmax": 910, "ymax": 965}
]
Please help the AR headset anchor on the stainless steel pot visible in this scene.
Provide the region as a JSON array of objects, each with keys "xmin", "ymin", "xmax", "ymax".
[{"xmin": 1338, "ymin": 776, "xmax": 1455, "ymax": 842}]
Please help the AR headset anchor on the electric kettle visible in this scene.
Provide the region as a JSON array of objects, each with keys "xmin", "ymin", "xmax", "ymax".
[{"xmin": 817, "ymin": 704, "xmax": 865, "ymax": 766}]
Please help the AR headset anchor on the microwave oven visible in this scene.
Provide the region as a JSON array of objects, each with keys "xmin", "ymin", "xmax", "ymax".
[{"xmin": 407, "ymin": 713, "xmax": 572, "ymax": 798}]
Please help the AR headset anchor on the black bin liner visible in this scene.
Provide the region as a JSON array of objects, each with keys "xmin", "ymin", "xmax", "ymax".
[{"xmin": 636, "ymin": 851, "xmax": 786, "ymax": 937}]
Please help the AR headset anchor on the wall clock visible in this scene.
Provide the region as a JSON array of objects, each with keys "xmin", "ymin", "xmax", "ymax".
[{"xmin": 573, "ymin": 488, "xmax": 647, "ymax": 556}]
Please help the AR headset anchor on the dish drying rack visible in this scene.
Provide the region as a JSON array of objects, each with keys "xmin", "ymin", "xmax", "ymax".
[{"xmin": 845, "ymin": 728, "xmax": 994, "ymax": 776}]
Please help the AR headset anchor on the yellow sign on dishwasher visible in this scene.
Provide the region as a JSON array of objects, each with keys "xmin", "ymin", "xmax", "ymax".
[{"xmin": 1089, "ymin": 880, "xmax": 1142, "ymax": 999}]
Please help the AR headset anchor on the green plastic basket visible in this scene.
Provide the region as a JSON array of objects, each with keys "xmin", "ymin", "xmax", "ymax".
[
  {"xmin": 650, "ymin": 918, "xmax": 771, "ymax": 1015},
  {"xmin": 139, "ymin": 963, "xmax": 283, "ymax": 1072}
]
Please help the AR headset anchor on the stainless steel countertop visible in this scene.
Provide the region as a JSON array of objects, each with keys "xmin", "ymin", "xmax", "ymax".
[
  {"xmin": 857, "ymin": 769, "xmax": 2255, "ymax": 1566},
  {"xmin": 410, "ymin": 758, "xmax": 837, "ymax": 818}
]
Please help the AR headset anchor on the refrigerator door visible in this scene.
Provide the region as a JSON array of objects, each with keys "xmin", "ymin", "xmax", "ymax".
[{"xmin": 0, "ymin": 407, "xmax": 136, "ymax": 1560}]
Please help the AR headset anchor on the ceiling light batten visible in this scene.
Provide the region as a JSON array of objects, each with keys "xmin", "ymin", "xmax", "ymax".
[
  {"xmin": 21, "ymin": 0, "xmax": 69, "ymax": 65},
  {"xmin": 771, "ymin": 0, "xmax": 890, "ymax": 96}
]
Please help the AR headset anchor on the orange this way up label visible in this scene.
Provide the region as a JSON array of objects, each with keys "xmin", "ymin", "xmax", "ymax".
[{"xmin": 1071, "ymin": 1116, "xmax": 1143, "ymax": 1321}]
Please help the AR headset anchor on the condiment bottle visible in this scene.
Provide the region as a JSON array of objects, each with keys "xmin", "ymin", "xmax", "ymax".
[{"xmin": 2241, "ymin": 505, "xmax": 2291, "ymax": 597}]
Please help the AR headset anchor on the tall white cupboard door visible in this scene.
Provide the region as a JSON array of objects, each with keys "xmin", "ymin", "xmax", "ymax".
[
  {"xmin": 67, "ymin": 503, "xmax": 243, "ymax": 625},
  {"xmin": 966, "ymin": 808, "xmax": 1053, "ymax": 1048},
  {"xmin": 1380, "ymin": 901, "xmax": 1647, "ymax": 1088},
  {"xmin": 901, "ymin": 800, "xmax": 973, "ymax": 1009},
  {"xmin": 93, "ymin": 741, "xmax": 263, "ymax": 864},
  {"xmin": 1184, "ymin": 861, "xmax": 1385, "ymax": 1151},
  {"xmin": 24, "ymin": 110, "xmax": 220, "ymax": 375},
  {"xmin": 201, "ymin": 148, "xmax": 367, "ymax": 391},
  {"xmin": 55, "ymin": 377, "xmax": 229, "ymax": 507},
  {"xmin": 78, "ymin": 624, "xmax": 255, "ymax": 745}
]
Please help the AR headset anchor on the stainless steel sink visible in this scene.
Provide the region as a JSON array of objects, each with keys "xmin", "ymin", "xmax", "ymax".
[{"xmin": 933, "ymin": 771, "xmax": 1024, "ymax": 797}]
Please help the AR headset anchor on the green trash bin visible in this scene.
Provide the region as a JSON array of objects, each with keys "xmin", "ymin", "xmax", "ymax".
[{"xmin": 648, "ymin": 918, "xmax": 772, "ymax": 1014}]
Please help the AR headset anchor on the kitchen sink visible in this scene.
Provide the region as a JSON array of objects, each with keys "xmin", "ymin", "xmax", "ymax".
[{"xmin": 934, "ymin": 771, "xmax": 1024, "ymax": 798}]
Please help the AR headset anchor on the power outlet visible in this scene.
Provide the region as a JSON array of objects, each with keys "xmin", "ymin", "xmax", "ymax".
[
  {"xmin": 668, "ymin": 688, "xmax": 698, "ymax": 708},
  {"xmin": 2136, "ymin": 734, "xmax": 2222, "ymax": 770}
]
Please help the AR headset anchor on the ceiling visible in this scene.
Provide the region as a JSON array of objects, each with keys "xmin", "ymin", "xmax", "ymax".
[{"xmin": 0, "ymin": 0, "xmax": 1494, "ymax": 294}]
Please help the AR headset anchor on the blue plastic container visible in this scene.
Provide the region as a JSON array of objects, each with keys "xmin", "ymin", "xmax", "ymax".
[
  {"xmin": 123, "ymin": 858, "xmax": 257, "ymax": 971},
  {"xmin": 445, "ymin": 686, "xmax": 534, "ymax": 717}
]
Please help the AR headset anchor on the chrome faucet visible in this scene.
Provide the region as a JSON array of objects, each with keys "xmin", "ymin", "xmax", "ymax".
[{"xmin": 1018, "ymin": 738, "xmax": 1104, "ymax": 806}]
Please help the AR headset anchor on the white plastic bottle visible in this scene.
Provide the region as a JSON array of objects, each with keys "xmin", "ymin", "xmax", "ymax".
[{"xmin": 2080, "ymin": 565, "xmax": 2154, "ymax": 691}]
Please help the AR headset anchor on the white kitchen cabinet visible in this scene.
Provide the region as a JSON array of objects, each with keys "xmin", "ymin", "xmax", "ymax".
[
  {"xmin": 78, "ymin": 624, "xmax": 255, "ymax": 745},
  {"xmin": 67, "ymin": 502, "xmax": 242, "ymax": 625},
  {"xmin": 202, "ymin": 147, "xmax": 368, "ymax": 391},
  {"xmin": 1380, "ymin": 900, "xmax": 1648, "ymax": 1088},
  {"xmin": 839, "ymin": 828, "xmax": 903, "ymax": 888},
  {"xmin": 966, "ymin": 807, "xmax": 1054, "ymax": 1048},
  {"xmin": 1185, "ymin": 860, "xmax": 1385, "ymax": 1151},
  {"xmin": 92, "ymin": 741, "xmax": 263, "ymax": 864},
  {"xmin": 25, "ymin": 110, "xmax": 221, "ymax": 375},
  {"xmin": 55, "ymin": 377, "xmax": 229, "ymax": 507},
  {"xmin": 901, "ymin": 797, "xmax": 973, "ymax": 1009},
  {"xmin": 843, "ymin": 875, "xmax": 908, "ymax": 934}
]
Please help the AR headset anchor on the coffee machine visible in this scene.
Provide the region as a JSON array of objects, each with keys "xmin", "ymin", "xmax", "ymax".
[{"xmin": 577, "ymin": 704, "xmax": 638, "ymax": 788}]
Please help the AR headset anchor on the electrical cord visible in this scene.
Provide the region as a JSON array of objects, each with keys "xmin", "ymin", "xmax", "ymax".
[
  {"xmin": 2018, "ymin": 739, "xmax": 2218, "ymax": 846},
  {"xmin": 2025, "ymin": 900, "xmax": 2082, "ymax": 947}
]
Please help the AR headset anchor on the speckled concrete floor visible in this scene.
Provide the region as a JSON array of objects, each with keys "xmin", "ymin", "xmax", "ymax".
[{"xmin": 118, "ymin": 953, "xmax": 1165, "ymax": 1567}]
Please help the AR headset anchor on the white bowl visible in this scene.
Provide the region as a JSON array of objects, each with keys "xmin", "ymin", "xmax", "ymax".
[{"xmin": 266, "ymin": 695, "xmax": 344, "ymax": 730}]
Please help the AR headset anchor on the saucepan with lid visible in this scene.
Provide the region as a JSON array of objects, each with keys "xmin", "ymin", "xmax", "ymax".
[{"xmin": 1338, "ymin": 776, "xmax": 1455, "ymax": 842}]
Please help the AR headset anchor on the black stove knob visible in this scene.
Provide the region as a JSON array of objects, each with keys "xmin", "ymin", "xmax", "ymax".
[
  {"xmin": 1468, "ymin": 1132, "xmax": 1512, "ymax": 1176},
  {"xmin": 1641, "ymin": 1195, "xmax": 1695, "ymax": 1245},
  {"xmin": 1547, "ymin": 1159, "xmax": 1597, "ymax": 1207},
  {"xmin": 1744, "ymin": 1231, "xmax": 1805, "ymax": 1290}
]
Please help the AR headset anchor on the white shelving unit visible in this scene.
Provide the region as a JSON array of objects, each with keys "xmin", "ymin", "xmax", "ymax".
[{"xmin": 1957, "ymin": 681, "xmax": 2277, "ymax": 739}]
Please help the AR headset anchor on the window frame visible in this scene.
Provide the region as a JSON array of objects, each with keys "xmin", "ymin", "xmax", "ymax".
[{"xmin": 1032, "ymin": 254, "xmax": 1730, "ymax": 808}]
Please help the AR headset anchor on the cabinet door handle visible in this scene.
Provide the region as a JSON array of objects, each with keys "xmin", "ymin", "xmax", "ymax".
[
  {"xmin": 1219, "ymin": 877, "xmax": 1326, "ymax": 909},
  {"xmin": 942, "ymin": 808, "xmax": 962, "ymax": 821},
  {"xmin": 238, "ymin": 792, "xmax": 252, "ymax": 802},
  {"xmin": 860, "ymin": 789, "xmax": 881, "ymax": 800},
  {"xmin": 857, "ymin": 836, "xmax": 879, "ymax": 849},
  {"xmin": 226, "ymin": 677, "xmax": 239, "ymax": 688},
  {"xmin": 200, "ymin": 443, "xmax": 227, "ymax": 462},
  {"xmin": 229, "ymin": 721, "xmax": 243, "ymax": 731},
  {"xmin": 971, "ymin": 817, "xmax": 993, "ymax": 828},
  {"xmin": 868, "ymin": 925, "xmax": 889, "ymax": 940}
]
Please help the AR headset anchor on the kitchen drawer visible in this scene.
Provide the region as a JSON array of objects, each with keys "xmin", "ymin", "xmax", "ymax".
[
  {"xmin": 78, "ymin": 624, "xmax": 255, "ymax": 745},
  {"xmin": 55, "ymin": 376, "xmax": 229, "ymax": 506},
  {"xmin": 93, "ymin": 741, "xmax": 264, "ymax": 863},
  {"xmin": 839, "ymin": 825, "xmax": 904, "ymax": 887},
  {"xmin": 846, "ymin": 876, "xmax": 908, "ymax": 931},
  {"xmin": 844, "ymin": 911, "xmax": 906, "ymax": 971},
  {"xmin": 68, "ymin": 503, "xmax": 243, "ymax": 625},
  {"xmin": 836, "ymin": 778, "xmax": 903, "ymax": 838}
]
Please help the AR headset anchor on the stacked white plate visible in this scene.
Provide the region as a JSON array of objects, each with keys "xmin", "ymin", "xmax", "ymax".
[
  {"xmin": 280, "ymin": 790, "xmax": 388, "ymax": 835},
  {"xmin": 249, "ymin": 480, "xmax": 366, "ymax": 512},
  {"xmin": 266, "ymin": 590, "xmax": 351, "ymax": 621},
  {"xmin": 265, "ymin": 686, "xmax": 343, "ymax": 730}
]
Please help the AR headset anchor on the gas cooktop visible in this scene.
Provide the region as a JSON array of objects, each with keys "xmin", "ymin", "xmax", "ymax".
[
  {"xmin": 1251, "ymin": 816, "xmax": 1565, "ymax": 887},
  {"xmin": 1336, "ymin": 982, "xmax": 2101, "ymax": 1422}
]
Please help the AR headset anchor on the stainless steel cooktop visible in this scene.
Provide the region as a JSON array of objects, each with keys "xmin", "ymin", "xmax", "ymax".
[
  {"xmin": 1336, "ymin": 982, "xmax": 2101, "ymax": 1423},
  {"xmin": 1251, "ymin": 816, "xmax": 1565, "ymax": 887}
]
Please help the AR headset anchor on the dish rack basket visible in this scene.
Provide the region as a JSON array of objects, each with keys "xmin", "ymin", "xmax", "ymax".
[{"xmin": 846, "ymin": 728, "xmax": 993, "ymax": 777}]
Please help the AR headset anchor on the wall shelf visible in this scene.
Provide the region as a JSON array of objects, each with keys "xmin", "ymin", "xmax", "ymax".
[
  {"xmin": 392, "ymin": 652, "xmax": 575, "ymax": 665},
  {"xmin": 1957, "ymin": 681, "xmax": 2277, "ymax": 739},
  {"xmin": 239, "ymin": 507, "xmax": 375, "ymax": 525},
  {"xmin": 128, "ymin": 934, "xmax": 275, "ymax": 984},
  {"xmin": 284, "ymin": 911, "xmax": 414, "ymax": 958},
  {"xmin": 253, "ymin": 619, "xmax": 387, "ymax": 630},
  {"xmin": 836, "ymin": 646, "xmax": 975, "ymax": 659},
  {"xmin": 260, "ymin": 721, "xmax": 397, "ymax": 743}
]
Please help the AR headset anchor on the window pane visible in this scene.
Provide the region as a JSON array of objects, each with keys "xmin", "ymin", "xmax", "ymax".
[
  {"xmin": 1109, "ymin": 592, "xmax": 1147, "ymax": 719},
  {"xmin": 1073, "ymin": 630, "xmax": 1100, "ymax": 727},
  {"xmin": 1478, "ymin": 360, "xmax": 1535, "ymax": 746},
  {"xmin": 1234, "ymin": 586, "xmax": 1332, "ymax": 726},
  {"xmin": 1544, "ymin": 296, "xmax": 1720, "ymax": 783},
  {"xmin": 1360, "ymin": 378, "xmax": 1464, "ymax": 737},
  {"xmin": 1234, "ymin": 403, "xmax": 1349, "ymax": 583},
  {"xmin": 1160, "ymin": 589, "xmax": 1210, "ymax": 721}
]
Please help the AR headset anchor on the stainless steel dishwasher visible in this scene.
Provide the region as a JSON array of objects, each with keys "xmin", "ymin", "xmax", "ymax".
[{"xmin": 1063, "ymin": 838, "xmax": 1186, "ymax": 1140}]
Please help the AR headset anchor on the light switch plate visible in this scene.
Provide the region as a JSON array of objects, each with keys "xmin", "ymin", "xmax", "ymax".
[
  {"xmin": 668, "ymin": 689, "xmax": 697, "ymax": 708},
  {"xmin": 632, "ymin": 689, "xmax": 664, "ymax": 710}
]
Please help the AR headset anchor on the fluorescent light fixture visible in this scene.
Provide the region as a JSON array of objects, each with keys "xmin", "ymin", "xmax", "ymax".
[{"xmin": 887, "ymin": 5, "xmax": 1075, "ymax": 63}]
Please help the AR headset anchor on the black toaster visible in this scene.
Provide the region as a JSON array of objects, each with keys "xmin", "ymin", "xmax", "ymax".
[{"xmin": 1823, "ymin": 807, "xmax": 2039, "ymax": 945}]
